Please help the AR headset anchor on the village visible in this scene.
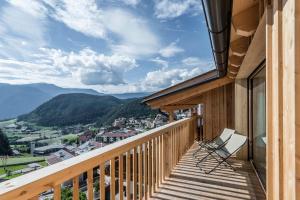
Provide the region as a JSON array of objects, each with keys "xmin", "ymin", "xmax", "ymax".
[{"xmin": 0, "ymin": 114, "xmax": 168, "ymax": 183}]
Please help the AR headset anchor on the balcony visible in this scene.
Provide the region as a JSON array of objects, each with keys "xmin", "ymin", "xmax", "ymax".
[{"xmin": 0, "ymin": 118, "xmax": 264, "ymax": 200}]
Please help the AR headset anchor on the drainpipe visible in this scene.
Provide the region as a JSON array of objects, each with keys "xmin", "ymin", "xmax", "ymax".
[{"xmin": 201, "ymin": 0, "xmax": 233, "ymax": 77}]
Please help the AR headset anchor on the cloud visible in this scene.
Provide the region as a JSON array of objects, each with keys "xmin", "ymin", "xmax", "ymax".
[
  {"xmin": 159, "ymin": 41, "xmax": 184, "ymax": 58},
  {"xmin": 81, "ymin": 70, "xmax": 124, "ymax": 85},
  {"xmin": 140, "ymin": 66, "xmax": 204, "ymax": 91},
  {"xmin": 103, "ymin": 8, "xmax": 160, "ymax": 58},
  {"xmin": 122, "ymin": 0, "xmax": 140, "ymax": 6},
  {"xmin": 0, "ymin": 47, "xmax": 137, "ymax": 87},
  {"xmin": 150, "ymin": 57, "xmax": 169, "ymax": 68},
  {"xmin": 0, "ymin": 1, "xmax": 47, "ymax": 59},
  {"xmin": 182, "ymin": 57, "xmax": 213, "ymax": 68},
  {"xmin": 43, "ymin": 0, "xmax": 160, "ymax": 58},
  {"xmin": 44, "ymin": 0, "xmax": 106, "ymax": 39},
  {"xmin": 38, "ymin": 47, "xmax": 137, "ymax": 85},
  {"xmin": 7, "ymin": 0, "xmax": 48, "ymax": 18},
  {"xmin": 154, "ymin": 0, "xmax": 202, "ymax": 19},
  {"xmin": 5, "ymin": 0, "xmax": 160, "ymax": 58}
]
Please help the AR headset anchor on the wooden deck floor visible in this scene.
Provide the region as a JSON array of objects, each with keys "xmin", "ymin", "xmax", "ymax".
[{"xmin": 151, "ymin": 143, "xmax": 266, "ymax": 200}]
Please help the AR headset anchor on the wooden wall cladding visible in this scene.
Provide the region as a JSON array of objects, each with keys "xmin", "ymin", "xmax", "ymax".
[{"xmin": 202, "ymin": 83, "xmax": 235, "ymax": 141}]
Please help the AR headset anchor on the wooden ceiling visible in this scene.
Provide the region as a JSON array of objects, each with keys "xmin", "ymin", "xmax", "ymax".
[{"xmin": 228, "ymin": 0, "xmax": 264, "ymax": 79}]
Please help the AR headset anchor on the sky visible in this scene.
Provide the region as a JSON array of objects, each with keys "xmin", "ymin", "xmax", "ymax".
[{"xmin": 0, "ymin": 0, "xmax": 214, "ymax": 94}]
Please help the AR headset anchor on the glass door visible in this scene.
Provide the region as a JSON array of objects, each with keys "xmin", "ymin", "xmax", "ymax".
[{"xmin": 249, "ymin": 65, "xmax": 266, "ymax": 188}]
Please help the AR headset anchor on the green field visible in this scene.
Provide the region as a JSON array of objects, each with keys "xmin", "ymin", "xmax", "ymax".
[
  {"xmin": 0, "ymin": 156, "xmax": 45, "ymax": 167},
  {"xmin": 0, "ymin": 161, "xmax": 48, "ymax": 179},
  {"xmin": 0, "ymin": 119, "xmax": 17, "ymax": 129}
]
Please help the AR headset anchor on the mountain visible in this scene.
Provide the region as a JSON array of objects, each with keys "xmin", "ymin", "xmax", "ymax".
[
  {"xmin": 19, "ymin": 93, "xmax": 158, "ymax": 126},
  {"xmin": 111, "ymin": 92, "xmax": 151, "ymax": 99},
  {"xmin": 27, "ymin": 83, "xmax": 101, "ymax": 96},
  {"xmin": 97, "ymin": 98, "xmax": 158, "ymax": 125},
  {"xmin": 0, "ymin": 83, "xmax": 102, "ymax": 120}
]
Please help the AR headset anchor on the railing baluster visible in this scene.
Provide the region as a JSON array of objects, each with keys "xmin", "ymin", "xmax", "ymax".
[
  {"xmin": 162, "ymin": 133, "xmax": 166, "ymax": 181},
  {"xmin": 155, "ymin": 137, "xmax": 159, "ymax": 189},
  {"xmin": 159, "ymin": 135, "xmax": 162, "ymax": 185},
  {"xmin": 148, "ymin": 140, "xmax": 152, "ymax": 197},
  {"xmin": 119, "ymin": 154, "xmax": 124, "ymax": 200},
  {"xmin": 179, "ymin": 126, "xmax": 182, "ymax": 157},
  {"xmin": 133, "ymin": 147, "xmax": 137, "ymax": 200},
  {"xmin": 138, "ymin": 145, "xmax": 143, "ymax": 200},
  {"xmin": 87, "ymin": 169, "xmax": 94, "ymax": 200},
  {"xmin": 152, "ymin": 138, "xmax": 156, "ymax": 193},
  {"xmin": 100, "ymin": 163, "xmax": 105, "ymax": 200},
  {"xmin": 73, "ymin": 176, "xmax": 79, "ymax": 200},
  {"xmin": 175, "ymin": 127, "xmax": 179, "ymax": 163},
  {"xmin": 53, "ymin": 184, "xmax": 61, "ymax": 200},
  {"xmin": 110, "ymin": 158, "xmax": 116, "ymax": 200},
  {"xmin": 126, "ymin": 151, "xmax": 131, "ymax": 200},
  {"xmin": 144, "ymin": 142, "xmax": 148, "ymax": 200},
  {"xmin": 172, "ymin": 130, "xmax": 175, "ymax": 167}
]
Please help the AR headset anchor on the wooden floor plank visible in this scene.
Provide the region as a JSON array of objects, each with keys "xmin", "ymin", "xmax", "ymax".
[{"xmin": 150, "ymin": 143, "xmax": 266, "ymax": 200}]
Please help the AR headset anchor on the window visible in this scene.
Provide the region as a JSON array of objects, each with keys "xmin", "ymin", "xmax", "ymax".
[{"xmin": 249, "ymin": 64, "xmax": 266, "ymax": 189}]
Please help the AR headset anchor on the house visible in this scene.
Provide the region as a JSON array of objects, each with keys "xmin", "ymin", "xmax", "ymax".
[
  {"xmin": 12, "ymin": 150, "xmax": 21, "ymax": 156},
  {"xmin": 0, "ymin": 1, "xmax": 299, "ymax": 200},
  {"xmin": 75, "ymin": 141, "xmax": 106, "ymax": 155},
  {"xmin": 78, "ymin": 130, "xmax": 95, "ymax": 144},
  {"xmin": 112, "ymin": 118, "xmax": 126, "ymax": 128},
  {"xmin": 96, "ymin": 130, "xmax": 136, "ymax": 144},
  {"xmin": 46, "ymin": 149, "xmax": 75, "ymax": 165},
  {"xmin": 33, "ymin": 144, "xmax": 64, "ymax": 156}
]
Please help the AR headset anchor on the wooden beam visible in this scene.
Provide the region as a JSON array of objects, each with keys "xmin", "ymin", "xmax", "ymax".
[
  {"xmin": 228, "ymin": 64, "xmax": 240, "ymax": 71},
  {"xmin": 148, "ymin": 77, "xmax": 233, "ymax": 109},
  {"xmin": 227, "ymin": 74, "xmax": 236, "ymax": 79},
  {"xmin": 162, "ymin": 104, "xmax": 198, "ymax": 111},
  {"xmin": 237, "ymin": 11, "xmax": 266, "ymax": 79},
  {"xmin": 229, "ymin": 55, "xmax": 244, "ymax": 68},
  {"xmin": 230, "ymin": 37, "xmax": 250, "ymax": 56},
  {"xmin": 227, "ymin": 71, "xmax": 238, "ymax": 76},
  {"xmin": 232, "ymin": 4, "xmax": 260, "ymax": 37}
]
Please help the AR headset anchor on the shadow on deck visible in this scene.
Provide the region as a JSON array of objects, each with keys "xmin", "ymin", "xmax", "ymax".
[{"xmin": 151, "ymin": 143, "xmax": 266, "ymax": 200}]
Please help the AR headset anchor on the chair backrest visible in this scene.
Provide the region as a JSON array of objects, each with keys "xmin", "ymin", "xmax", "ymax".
[
  {"xmin": 214, "ymin": 128, "xmax": 235, "ymax": 145},
  {"xmin": 222, "ymin": 133, "xmax": 247, "ymax": 155}
]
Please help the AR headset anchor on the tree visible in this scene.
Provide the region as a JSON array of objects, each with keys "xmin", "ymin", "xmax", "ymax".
[
  {"xmin": 61, "ymin": 188, "xmax": 87, "ymax": 200},
  {"xmin": 0, "ymin": 129, "xmax": 12, "ymax": 156}
]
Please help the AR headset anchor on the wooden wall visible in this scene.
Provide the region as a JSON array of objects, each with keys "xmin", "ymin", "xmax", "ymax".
[
  {"xmin": 266, "ymin": 0, "xmax": 300, "ymax": 199},
  {"xmin": 234, "ymin": 79, "xmax": 248, "ymax": 160},
  {"xmin": 201, "ymin": 83, "xmax": 235, "ymax": 141}
]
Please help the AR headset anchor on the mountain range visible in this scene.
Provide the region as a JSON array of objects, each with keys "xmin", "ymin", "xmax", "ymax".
[
  {"xmin": 0, "ymin": 83, "xmax": 150, "ymax": 120},
  {"xmin": 18, "ymin": 93, "xmax": 158, "ymax": 126}
]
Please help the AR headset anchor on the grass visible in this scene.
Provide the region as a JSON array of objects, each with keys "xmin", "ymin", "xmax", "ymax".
[
  {"xmin": 0, "ymin": 161, "xmax": 48, "ymax": 179},
  {"xmin": 0, "ymin": 164, "xmax": 27, "ymax": 175},
  {"xmin": 0, "ymin": 156, "xmax": 45, "ymax": 167},
  {"xmin": 0, "ymin": 119, "xmax": 16, "ymax": 128}
]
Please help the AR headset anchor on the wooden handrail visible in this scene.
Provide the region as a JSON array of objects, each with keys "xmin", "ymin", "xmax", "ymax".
[{"xmin": 0, "ymin": 117, "xmax": 195, "ymax": 200}]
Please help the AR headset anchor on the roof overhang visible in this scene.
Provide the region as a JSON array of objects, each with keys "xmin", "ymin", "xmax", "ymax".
[
  {"xmin": 143, "ymin": 69, "xmax": 219, "ymax": 103},
  {"xmin": 145, "ymin": 76, "xmax": 233, "ymax": 110}
]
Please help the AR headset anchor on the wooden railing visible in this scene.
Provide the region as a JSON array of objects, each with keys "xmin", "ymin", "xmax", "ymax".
[{"xmin": 0, "ymin": 118, "xmax": 195, "ymax": 200}]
